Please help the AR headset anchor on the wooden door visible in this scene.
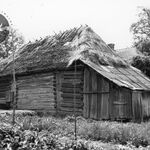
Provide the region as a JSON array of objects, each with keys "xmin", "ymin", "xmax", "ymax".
[{"xmin": 112, "ymin": 88, "xmax": 132, "ymax": 120}]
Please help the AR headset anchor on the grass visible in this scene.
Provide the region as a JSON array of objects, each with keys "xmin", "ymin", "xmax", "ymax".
[{"xmin": 0, "ymin": 113, "xmax": 150, "ymax": 149}]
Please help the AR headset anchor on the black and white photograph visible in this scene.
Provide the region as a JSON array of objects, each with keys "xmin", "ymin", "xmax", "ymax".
[{"xmin": 0, "ymin": 0, "xmax": 150, "ymax": 149}]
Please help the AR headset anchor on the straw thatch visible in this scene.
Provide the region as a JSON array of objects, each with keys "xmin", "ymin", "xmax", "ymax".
[{"xmin": 0, "ymin": 25, "xmax": 128, "ymax": 76}]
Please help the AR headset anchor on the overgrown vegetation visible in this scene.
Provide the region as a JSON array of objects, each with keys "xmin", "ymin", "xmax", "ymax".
[
  {"xmin": 0, "ymin": 113, "xmax": 150, "ymax": 149},
  {"xmin": 0, "ymin": 27, "xmax": 24, "ymax": 59}
]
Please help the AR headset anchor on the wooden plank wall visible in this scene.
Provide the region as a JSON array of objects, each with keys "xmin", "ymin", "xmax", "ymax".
[
  {"xmin": 16, "ymin": 73, "xmax": 55, "ymax": 112},
  {"xmin": 56, "ymin": 70, "xmax": 83, "ymax": 115},
  {"xmin": 132, "ymin": 91, "xmax": 143, "ymax": 122},
  {"xmin": 141, "ymin": 91, "xmax": 150, "ymax": 120},
  {"xmin": 83, "ymin": 67, "xmax": 133, "ymax": 121},
  {"xmin": 109, "ymin": 84, "xmax": 132, "ymax": 120},
  {"xmin": 83, "ymin": 68, "xmax": 110, "ymax": 120}
]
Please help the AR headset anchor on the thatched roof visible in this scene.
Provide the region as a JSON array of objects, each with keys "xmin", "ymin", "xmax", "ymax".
[
  {"xmin": 0, "ymin": 25, "xmax": 150, "ymax": 91},
  {"xmin": 0, "ymin": 25, "xmax": 128, "ymax": 76}
]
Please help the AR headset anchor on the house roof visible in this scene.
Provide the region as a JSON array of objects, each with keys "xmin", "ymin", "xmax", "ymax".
[
  {"xmin": 0, "ymin": 25, "xmax": 150, "ymax": 91},
  {"xmin": 0, "ymin": 25, "xmax": 127, "ymax": 75}
]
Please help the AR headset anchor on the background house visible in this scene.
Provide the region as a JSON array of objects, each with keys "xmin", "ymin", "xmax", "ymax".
[
  {"xmin": 0, "ymin": 26, "xmax": 149, "ymax": 122},
  {"xmin": 116, "ymin": 47, "xmax": 143, "ymax": 62}
]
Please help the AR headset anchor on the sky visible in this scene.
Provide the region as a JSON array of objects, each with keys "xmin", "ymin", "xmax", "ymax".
[{"xmin": 0, "ymin": 0, "xmax": 150, "ymax": 49}]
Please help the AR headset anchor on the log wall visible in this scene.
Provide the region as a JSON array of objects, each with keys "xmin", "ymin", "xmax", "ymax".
[
  {"xmin": 0, "ymin": 79, "xmax": 11, "ymax": 109},
  {"xmin": 16, "ymin": 73, "xmax": 55, "ymax": 112},
  {"xmin": 56, "ymin": 70, "xmax": 84, "ymax": 115}
]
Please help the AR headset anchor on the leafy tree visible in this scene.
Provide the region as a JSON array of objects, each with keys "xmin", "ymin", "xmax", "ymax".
[
  {"xmin": 0, "ymin": 27, "xmax": 24, "ymax": 59},
  {"xmin": 131, "ymin": 7, "xmax": 150, "ymax": 77},
  {"xmin": 131, "ymin": 7, "xmax": 150, "ymax": 55}
]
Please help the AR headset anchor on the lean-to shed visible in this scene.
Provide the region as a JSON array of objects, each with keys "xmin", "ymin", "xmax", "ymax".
[{"xmin": 0, "ymin": 25, "xmax": 150, "ymax": 122}]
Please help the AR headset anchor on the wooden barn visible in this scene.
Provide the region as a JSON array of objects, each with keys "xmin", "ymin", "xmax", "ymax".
[{"xmin": 0, "ymin": 25, "xmax": 150, "ymax": 122}]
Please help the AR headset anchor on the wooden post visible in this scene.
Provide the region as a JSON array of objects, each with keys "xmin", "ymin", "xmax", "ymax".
[
  {"xmin": 73, "ymin": 60, "xmax": 77, "ymax": 141},
  {"xmin": 12, "ymin": 45, "xmax": 16, "ymax": 125}
]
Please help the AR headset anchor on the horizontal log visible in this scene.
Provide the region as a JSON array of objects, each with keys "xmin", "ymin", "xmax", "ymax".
[
  {"xmin": 17, "ymin": 91, "xmax": 55, "ymax": 95},
  {"xmin": 61, "ymin": 98, "xmax": 83, "ymax": 102},
  {"xmin": 63, "ymin": 76, "xmax": 82, "ymax": 79},
  {"xmin": 60, "ymin": 103, "xmax": 83, "ymax": 108},
  {"xmin": 17, "ymin": 87, "xmax": 54, "ymax": 91},
  {"xmin": 17, "ymin": 100, "xmax": 55, "ymax": 104},
  {"xmin": 113, "ymin": 101, "xmax": 127, "ymax": 105},
  {"xmin": 62, "ymin": 78, "xmax": 82, "ymax": 82},
  {"xmin": 17, "ymin": 98, "xmax": 55, "ymax": 102},
  {"xmin": 17, "ymin": 103, "xmax": 55, "ymax": 107},
  {"xmin": 62, "ymin": 72, "xmax": 82, "ymax": 75},
  {"xmin": 17, "ymin": 88, "xmax": 54, "ymax": 94},
  {"xmin": 61, "ymin": 93, "xmax": 83, "ymax": 99},
  {"xmin": 17, "ymin": 97, "xmax": 55, "ymax": 101},
  {"xmin": 0, "ymin": 87, "xmax": 11, "ymax": 91},
  {"xmin": 82, "ymin": 91, "xmax": 110, "ymax": 94},
  {"xmin": 18, "ymin": 74, "xmax": 54, "ymax": 80},
  {"xmin": 17, "ymin": 83, "xmax": 54, "ymax": 87},
  {"xmin": 18, "ymin": 76, "xmax": 54, "ymax": 81},
  {"xmin": 17, "ymin": 81, "xmax": 54, "ymax": 87},
  {"xmin": 17, "ymin": 99, "xmax": 55, "ymax": 103},
  {"xmin": 62, "ymin": 84, "xmax": 82, "ymax": 88},
  {"xmin": 0, "ymin": 84, "xmax": 11, "ymax": 88},
  {"xmin": 17, "ymin": 77, "xmax": 54, "ymax": 82},
  {"xmin": 59, "ymin": 107, "xmax": 82, "ymax": 112},
  {"xmin": 61, "ymin": 88, "xmax": 82, "ymax": 94},
  {"xmin": 17, "ymin": 80, "xmax": 54, "ymax": 86},
  {"xmin": 17, "ymin": 106, "xmax": 55, "ymax": 110}
]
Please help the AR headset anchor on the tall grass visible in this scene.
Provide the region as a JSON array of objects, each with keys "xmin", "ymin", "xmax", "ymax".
[{"xmin": 78, "ymin": 120, "xmax": 150, "ymax": 147}]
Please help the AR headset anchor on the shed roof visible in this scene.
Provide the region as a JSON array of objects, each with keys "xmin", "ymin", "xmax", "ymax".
[
  {"xmin": 81, "ymin": 59, "xmax": 150, "ymax": 90},
  {"xmin": 0, "ymin": 25, "xmax": 150, "ymax": 91}
]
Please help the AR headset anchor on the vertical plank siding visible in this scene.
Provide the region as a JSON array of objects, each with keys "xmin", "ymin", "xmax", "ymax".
[
  {"xmin": 83, "ymin": 68, "xmax": 110, "ymax": 120},
  {"xmin": 90, "ymin": 70, "xmax": 97, "ymax": 119},
  {"xmin": 17, "ymin": 73, "xmax": 56, "ymax": 112},
  {"xmin": 83, "ymin": 68, "xmax": 90, "ymax": 118},
  {"xmin": 110, "ymin": 85, "xmax": 132, "ymax": 120},
  {"xmin": 100, "ymin": 78, "xmax": 109, "ymax": 119},
  {"xmin": 83, "ymin": 67, "xmax": 133, "ymax": 121},
  {"xmin": 141, "ymin": 91, "xmax": 150, "ymax": 120},
  {"xmin": 132, "ymin": 91, "xmax": 143, "ymax": 122}
]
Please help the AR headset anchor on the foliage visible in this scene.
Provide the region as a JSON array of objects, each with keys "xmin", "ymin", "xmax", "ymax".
[
  {"xmin": 130, "ymin": 7, "xmax": 150, "ymax": 77},
  {"xmin": 0, "ymin": 113, "xmax": 150, "ymax": 149},
  {"xmin": 130, "ymin": 7, "xmax": 150, "ymax": 54},
  {"xmin": 131, "ymin": 55, "xmax": 150, "ymax": 77},
  {"xmin": 0, "ymin": 27, "xmax": 24, "ymax": 58}
]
